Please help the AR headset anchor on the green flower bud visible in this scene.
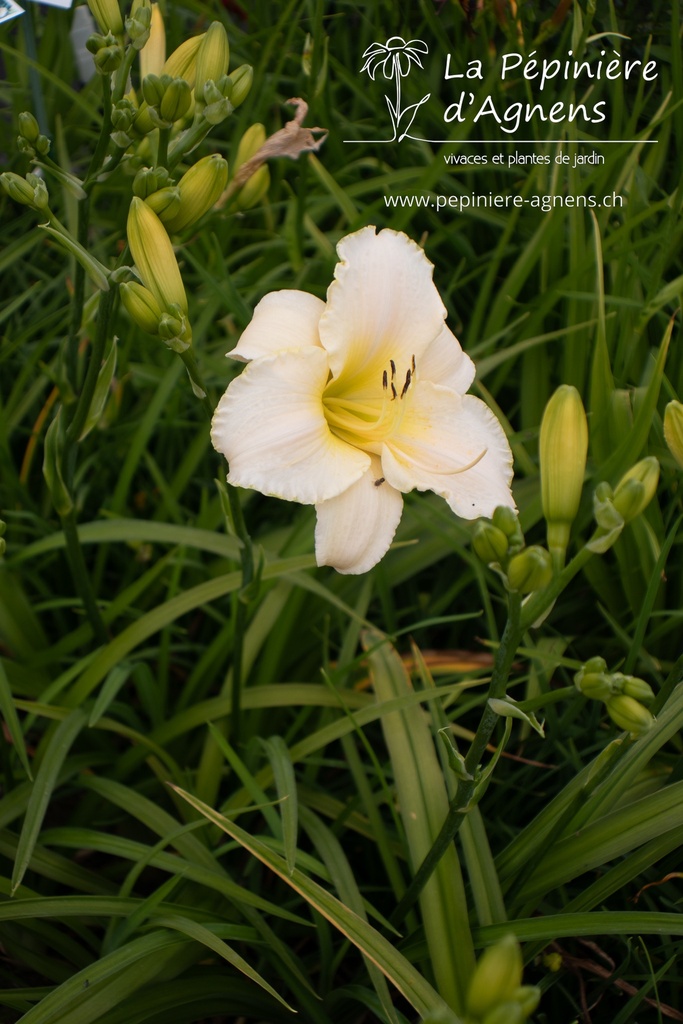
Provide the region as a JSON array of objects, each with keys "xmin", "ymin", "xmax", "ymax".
[
  {"xmin": 120, "ymin": 281, "xmax": 163, "ymax": 334},
  {"xmin": 507, "ymin": 545, "xmax": 552, "ymax": 594},
  {"xmin": 614, "ymin": 674, "xmax": 655, "ymax": 703},
  {"xmin": 194, "ymin": 21, "xmax": 230, "ymax": 106},
  {"xmin": 466, "ymin": 935, "xmax": 523, "ymax": 1020},
  {"xmin": 606, "ymin": 694, "xmax": 654, "ymax": 735},
  {"xmin": 89, "ymin": 33, "xmax": 123, "ymax": 74},
  {"xmin": 18, "ymin": 111, "xmax": 40, "ymax": 143},
  {"xmin": 664, "ymin": 401, "xmax": 683, "ymax": 469},
  {"xmin": 111, "ymin": 98, "xmax": 136, "ymax": 133},
  {"xmin": 574, "ymin": 668, "xmax": 613, "ymax": 701},
  {"xmin": 163, "ymin": 154, "xmax": 228, "ymax": 233},
  {"xmin": 512, "ymin": 984, "xmax": 541, "ymax": 1017},
  {"xmin": 143, "ymin": 73, "xmax": 191, "ymax": 127},
  {"xmin": 127, "ymin": 197, "xmax": 188, "ymax": 314},
  {"xmin": 612, "ymin": 457, "xmax": 659, "ymax": 523},
  {"xmin": 491, "ymin": 505, "xmax": 524, "ymax": 553},
  {"xmin": 86, "ymin": 0, "xmax": 124, "ymax": 37},
  {"xmin": 1, "ymin": 171, "xmax": 37, "ymax": 206},
  {"xmin": 145, "ymin": 186, "xmax": 181, "ymax": 219},
  {"xmin": 540, "ymin": 384, "xmax": 588, "ymax": 565},
  {"xmin": 158, "ymin": 303, "xmax": 192, "ymax": 352},
  {"xmin": 482, "ymin": 1002, "xmax": 525, "ymax": 1024},
  {"xmin": 229, "ymin": 63, "xmax": 253, "ymax": 108},
  {"xmin": 125, "ymin": 0, "xmax": 151, "ymax": 50},
  {"xmin": 132, "ymin": 165, "xmax": 171, "ymax": 198},
  {"xmin": 201, "ymin": 74, "xmax": 234, "ymax": 124},
  {"xmin": 472, "ymin": 520, "xmax": 509, "ymax": 566},
  {"xmin": 234, "ymin": 164, "xmax": 270, "ymax": 210}
]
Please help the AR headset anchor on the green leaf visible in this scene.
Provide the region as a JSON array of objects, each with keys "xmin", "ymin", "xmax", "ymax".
[
  {"xmin": 261, "ymin": 736, "xmax": 298, "ymax": 875},
  {"xmin": 171, "ymin": 785, "xmax": 462, "ymax": 1024},
  {"xmin": 0, "ymin": 657, "xmax": 32, "ymax": 779}
]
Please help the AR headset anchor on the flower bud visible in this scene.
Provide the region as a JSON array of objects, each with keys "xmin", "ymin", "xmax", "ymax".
[
  {"xmin": 612, "ymin": 457, "xmax": 659, "ymax": 523},
  {"xmin": 507, "ymin": 546, "xmax": 552, "ymax": 594},
  {"xmin": 18, "ymin": 111, "xmax": 40, "ymax": 143},
  {"xmin": 615, "ymin": 674, "xmax": 655, "ymax": 703},
  {"xmin": 127, "ymin": 197, "xmax": 188, "ymax": 314},
  {"xmin": 163, "ymin": 154, "xmax": 228, "ymax": 233},
  {"xmin": 145, "ymin": 185, "xmax": 181, "ymax": 219},
  {"xmin": 513, "ymin": 985, "xmax": 541, "ymax": 1018},
  {"xmin": 158, "ymin": 303, "xmax": 192, "ymax": 351},
  {"xmin": 132, "ymin": 165, "xmax": 171, "ymax": 198},
  {"xmin": 120, "ymin": 281, "xmax": 163, "ymax": 334},
  {"xmin": 163, "ymin": 33, "xmax": 204, "ymax": 85},
  {"xmin": 481, "ymin": 1002, "xmax": 525, "ymax": 1024},
  {"xmin": 87, "ymin": 0, "xmax": 124, "ymax": 36},
  {"xmin": 125, "ymin": 0, "xmax": 151, "ymax": 50},
  {"xmin": 606, "ymin": 694, "xmax": 654, "ymax": 735},
  {"xmin": 466, "ymin": 935, "xmax": 523, "ymax": 1020},
  {"xmin": 229, "ymin": 63, "xmax": 253, "ymax": 107},
  {"xmin": 139, "ymin": 2, "xmax": 165, "ymax": 78},
  {"xmin": 664, "ymin": 401, "xmax": 683, "ymax": 469},
  {"xmin": 540, "ymin": 385, "xmax": 588, "ymax": 565},
  {"xmin": 201, "ymin": 74, "xmax": 234, "ymax": 124},
  {"xmin": 491, "ymin": 505, "xmax": 524, "ymax": 553},
  {"xmin": 143, "ymin": 73, "xmax": 192, "ymax": 126},
  {"xmin": 194, "ymin": 21, "xmax": 230, "ymax": 106},
  {"xmin": 472, "ymin": 520, "xmax": 509, "ymax": 566},
  {"xmin": 574, "ymin": 669, "xmax": 613, "ymax": 701},
  {"xmin": 234, "ymin": 165, "xmax": 270, "ymax": 210},
  {"xmin": 87, "ymin": 32, "xmax": 124, "ymax": 74},
  {"xmin": 1, "ymin": 171, "xmax": 38, "ymax": 206}
]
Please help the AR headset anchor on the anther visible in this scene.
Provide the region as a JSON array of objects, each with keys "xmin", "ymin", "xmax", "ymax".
[
  {"xmin": 382, "ymin": 369, "xmax": 388, "ymax": 390},
  {"xmin": 411, "ymin": 354, "xmax": 416, "ymax": 373},
  {"xmin": 390, "ymin": 382, "xmax": 397, "ymax": 401},
  {"xmin": 390, "ymin": 359, "xmax": 396, "ymax": 379},
  {"xmin": 400, "ymin": 368, "xmax": 411, "ymax": 399}
]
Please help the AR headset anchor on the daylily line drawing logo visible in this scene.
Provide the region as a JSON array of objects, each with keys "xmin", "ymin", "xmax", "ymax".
[{"xmin": 360, "ymin": 36, "xmax": 430, "ymax": 142}]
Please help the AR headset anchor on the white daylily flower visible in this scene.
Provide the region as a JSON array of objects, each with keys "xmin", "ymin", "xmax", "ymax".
[{"xmin": 211, "ymin": 226, "xmax": 515, "ymax": 574}]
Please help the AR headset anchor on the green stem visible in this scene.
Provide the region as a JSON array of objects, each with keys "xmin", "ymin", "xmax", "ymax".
[
  {"xmin": 156, "ymin": 127, "xmax": 171, "ymax": 169},
  {"xmin": 168, "ymin": 117, "xmax": 211, "ymax": 169},
  {"xmin": 86, "ymin": 76, "xmax": 114, "ymax": 186},
  {"xmin": 65, "ymin": 284, "xmax": 117, "ymax": 449},
  {"xmin": 113, "ymin": 45, "xmax": 137, "ymax": 104},
  {"xmin": 66, "ymin": 196, "xmax": 90, "ymax": 391},
  {"xmin": 389, "ymin": 594, "xmax": 523, "ymax": 930},
  {"xmin": 61, "ymin": 508, "xmax": 108, "ymax": 645}
]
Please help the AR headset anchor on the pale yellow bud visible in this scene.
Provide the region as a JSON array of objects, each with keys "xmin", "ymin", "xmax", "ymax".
[
  {"xmin": 466, "ymin": 935, "xmax": 523, "ymax": 1020},
  {"xmin": 162, "ymin": 32, "xmax": 204, "ymax": 86},
  {"xmin": 139, "ymin": 2, "xmax": 165, "ymax": 79},
  {"xmin": 606, "ymin": 694, "xmax": 654, "ymax": 736},
  {"xmin": 163, "ymin": 154, "xmax": 228, "ymax": 233},
  {"xmin": 87, "ymin": 0, "xmax": 123, "ymax": 36},
  {"xmin": 540, "ymin": 385, "xmax": 588, "ymax": 564},
  {"xmin": 127, "ymin": 197, "xmax": 187, "ymax": 314},
  {"xmin": 664, "ymin": 401, "xmax": 683, "ymax": 469},
  {"xmin": 120, "ymin": 281, "xmax": 162, "ymax": 334},
  {"xmin": 194, "ymin": 21, "xmax": 230, "ymax": 105}
]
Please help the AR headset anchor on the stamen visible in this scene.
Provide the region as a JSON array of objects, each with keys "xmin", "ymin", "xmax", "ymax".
[
  {"xmin": 411, "ymin": 354, "xmax": 416, "ymax": 373},
  {"xmin": 374, "ymin": 477, "xmax": 385, "ymax": 487},
  {"xmin": 390, "ymin": 382, "xmax": 397, "ymax": 401},
  {"xmin": 400, "ymin": 368, "xmax": 411, "ymax": 399},
  {"xmin": 382, "ymin": 370, "xmax": 388, "ymax": 390},
  {"xmin": 390, "ymin": 359, "xmax": 396, "ymax": 379}
]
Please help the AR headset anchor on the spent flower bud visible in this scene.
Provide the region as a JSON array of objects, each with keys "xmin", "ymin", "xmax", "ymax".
[
  {"xmin": 127, "ymin": 197, "xmax": 188, "ymax": 314},
  {"xmin": 163, "ymin": 154, "xmax": 228, "ymax": 233},
  {"xmin": 466, "ymin": 935, "xmax": 523, "ymax": 1020},
  {"xmin": 606, "ymin": 694, "xmax": 654, "ymax": 736},
  {"xmin": 540, "ymin": 384, "xmax": 588, "ymax": 565},
  {"xmin": 612, "ymin": 457, "xmax": 659, "ymax": 523},
  {"xmin": 664, "ymin": 401, "xmax": 683, "ymax": 469}
]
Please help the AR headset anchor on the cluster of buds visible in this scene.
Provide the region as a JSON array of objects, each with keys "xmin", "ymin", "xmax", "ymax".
[
  {"xmin": 0, "ymin": 171, "xmax": 49, "ymax": 212},
  {"xmin": 465, "ymin": 935, "xmax": 540, "ymax": 1024},
  {"xmin": 86, "ymin": 31, "xmax": 124, "ymax": 75},
  {"xmin": 590, "ymin": 457, "xmax": 660, "ymax": 553},
  {"xmin": 17, "ymin": 112, "xmax": 50, "ymax": 159},
  {"xmin": 142, "ymin": 73, "xmax": 192, "ymax": 129},
  {"xmin": 473, "ymin": 506, "xmax": 552, "ymax": 595},
  {"xmin": 574, "ymin": 656, "xmax": 655, "ymax": 735},
  {"xmin": 540, "ymin": 385, "xmax": 588, "ymax": 569},
  {"xmin": 123, "ymin": 197, "xmax": 191, "ymax": 351}
]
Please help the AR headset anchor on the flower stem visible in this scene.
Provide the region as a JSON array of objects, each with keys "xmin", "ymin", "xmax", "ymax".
[
  {"xmin": 389, "ymin": 593, "xmax": 523, "ymax": 930},
  {"xmin": 60, "ymin": 508, "xmax": 108, "ymax": 645}
]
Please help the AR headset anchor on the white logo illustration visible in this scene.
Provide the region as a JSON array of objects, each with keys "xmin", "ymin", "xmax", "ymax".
[{"xmin": 359, "ymin": 36, "xmax": 430, "ymax": 142}]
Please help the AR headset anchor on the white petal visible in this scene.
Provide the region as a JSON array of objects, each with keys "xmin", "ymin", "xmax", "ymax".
[
  {"xmin": 319, "ymin": 227, "xmax": 448, "ymax": 394},
  {"xmin": 419, "ymin": 323, "xmax": 476, "ymax": 394},
  {"xmin": 315, "ymin": 456, "xmax": 403, "ymax": 574},
  {"xmin": 380, "ymin": 384, "xmax": 515, "ymax": 519},
  {"xmin": 211, "ymin": 348, "xmax": 370, "ymax": 504},
  {"xmin": 229, "ymin": 290, "xmax": 325, "ymax": 362}
]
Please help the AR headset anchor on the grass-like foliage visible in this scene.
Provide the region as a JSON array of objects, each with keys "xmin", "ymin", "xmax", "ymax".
[{"xmin": 1, "ymin": 0, "xmax": 682, "ymax": 1022}]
